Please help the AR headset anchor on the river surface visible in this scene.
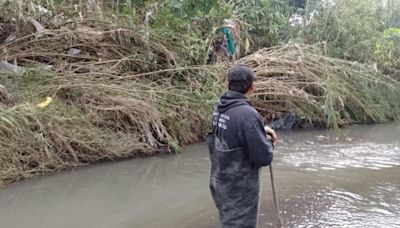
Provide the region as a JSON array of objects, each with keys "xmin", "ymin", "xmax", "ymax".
[{"xmin": 0, "ymin": 123, "xmax": 400, "ymax": 228}]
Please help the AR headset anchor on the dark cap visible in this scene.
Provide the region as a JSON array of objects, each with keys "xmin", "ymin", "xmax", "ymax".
[{"xmin": 228, "ymin": 64, "xmax": 256, "ymax": 93}]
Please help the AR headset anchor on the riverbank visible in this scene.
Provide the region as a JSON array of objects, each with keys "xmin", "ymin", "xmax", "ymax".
[
  {"xmin": 1, "ymin": 5, "xmax": 400, "ymax": 186},
  {"xmin": 0, "ymin": 15, "xmax": 226, "ymax": 185}
]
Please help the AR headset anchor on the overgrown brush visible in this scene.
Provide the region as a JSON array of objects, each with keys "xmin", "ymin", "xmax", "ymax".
[
  {"xmin": 0, "ymin": 9, "xmax": 224, "ymax": 185},
  {"xmin": 0, "ymin": 98, "xmax": 175, "ymax": 183},
  {"xmin": 0, "ymin": 68, "xmax": 222, "ymax": 186},
  {"xmin": 239, "ymin": 44, "xmax": 400, "ymax": 128}
]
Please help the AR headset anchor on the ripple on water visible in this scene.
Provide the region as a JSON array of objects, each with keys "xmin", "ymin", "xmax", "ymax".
[
  {"xmin": 278, "ymin": 142, "xmax": 400, "ymax": 170},
  {"xmin": 282, "ymin": 183, "xmax": 400, "ymax": 228}
]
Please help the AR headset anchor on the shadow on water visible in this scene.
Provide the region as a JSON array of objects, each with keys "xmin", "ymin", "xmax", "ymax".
[{"xmin": 0, "ymin": 122, "xmax": 399, "ymax": 228}]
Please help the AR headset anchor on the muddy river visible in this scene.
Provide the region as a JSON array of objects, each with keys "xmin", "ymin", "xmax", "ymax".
[{"xmin": 0, "ymin": 123, "xmax": 399, "ymax": 228}]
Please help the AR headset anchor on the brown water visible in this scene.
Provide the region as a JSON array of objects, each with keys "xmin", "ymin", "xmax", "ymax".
[{"xmin": 0, "ymin": 123, "xmax": 399, "ymax": 228}]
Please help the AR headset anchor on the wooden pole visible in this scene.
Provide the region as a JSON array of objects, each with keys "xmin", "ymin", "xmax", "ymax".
[{"xmin": 269, "ymin": 164, "xmax": 283, "ymax": 228}]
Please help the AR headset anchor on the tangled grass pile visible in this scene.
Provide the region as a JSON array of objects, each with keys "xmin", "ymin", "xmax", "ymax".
[
  {"xmin": 239, "ymin": 44, "xmax": 400, "ymax": 128},
  {"xmin": 0, "ymin": 15, "xmax": 224, "ymax": 185}
]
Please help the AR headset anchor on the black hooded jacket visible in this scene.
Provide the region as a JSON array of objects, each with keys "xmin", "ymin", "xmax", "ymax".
[{"xmin": 211, "ymin": 90, "xmax": 274, "ymax": 167}]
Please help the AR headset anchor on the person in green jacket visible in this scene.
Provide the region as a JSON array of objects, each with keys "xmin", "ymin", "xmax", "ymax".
[{"xmin": 207, "ymin": 19, "xmax": 237, "ymax": 64}]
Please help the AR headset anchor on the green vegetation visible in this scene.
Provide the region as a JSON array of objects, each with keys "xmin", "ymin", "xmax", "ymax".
[
  {"xmin": 0, "ymin": 0, "xmax": 399, "ymax": 185},
  {"xmin": 375, "ymin": 28, "xmax": 400, "ymax": 80}
]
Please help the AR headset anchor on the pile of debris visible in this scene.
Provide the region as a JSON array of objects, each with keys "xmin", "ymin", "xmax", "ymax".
[
  {"xmin": 0, "ymin": 13, "xmax": 222, "ymax": 185},
  {"xmin": 239, "ymin": 44, "xmax": 400, "ymax": 128}
]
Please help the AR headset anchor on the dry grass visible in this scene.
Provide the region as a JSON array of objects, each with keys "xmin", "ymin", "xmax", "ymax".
[
  {"xmin": 240, "ymin": 44, "xmax": 400, "ymax": 127},
  {"xmin": 0, "ymin": 14, "xmax": 223, "ymax": 185}
]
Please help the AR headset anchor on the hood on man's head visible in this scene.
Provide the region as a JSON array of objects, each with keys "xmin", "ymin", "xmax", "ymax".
[{"xmin": 216, "ymin": 91, "xmax": 250, "ymax": 113}]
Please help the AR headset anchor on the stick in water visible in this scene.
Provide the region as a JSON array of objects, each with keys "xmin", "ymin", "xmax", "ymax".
[{"xmin": 269, "ymin": 164, "xmax": 283, "ymax": 228}]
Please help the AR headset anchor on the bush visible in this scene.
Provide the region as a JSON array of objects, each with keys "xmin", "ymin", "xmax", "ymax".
[
  {"xmin": 299, "ymin": 0, "xmax": 385, "ymax": 63},
  {"xmin": 375, "ymin": 28, "xmax": 400, "ymax": 79}
]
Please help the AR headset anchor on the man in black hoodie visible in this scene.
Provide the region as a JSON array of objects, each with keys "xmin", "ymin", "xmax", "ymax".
[{"xmin": 208, "ymin": 64, "xmax": 275, "ymax": 228}]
